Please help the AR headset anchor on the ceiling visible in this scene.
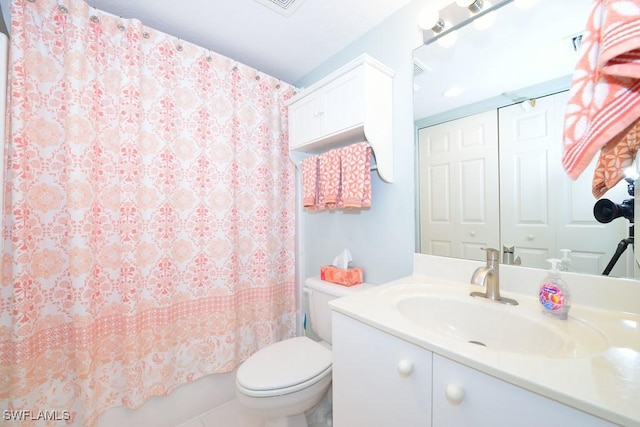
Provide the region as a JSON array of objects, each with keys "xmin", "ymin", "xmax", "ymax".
[{"xmin": 0, "ymin": 0, "xmax": 412, "ymax": 84}]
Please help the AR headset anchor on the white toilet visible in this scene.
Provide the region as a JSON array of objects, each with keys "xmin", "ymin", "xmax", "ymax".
[{"xmin": 235, "ymin": 276, "xmax": 371, "ymax": 427}]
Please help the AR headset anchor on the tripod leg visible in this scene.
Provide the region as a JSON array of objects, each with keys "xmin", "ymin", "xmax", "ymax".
[{"xmin": 602, "ymin": 238, "xmax": 631, "ymax": 275}]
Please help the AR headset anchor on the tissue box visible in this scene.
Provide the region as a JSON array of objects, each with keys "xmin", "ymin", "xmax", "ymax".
[{"xmin": 320, "ymin": 265, "xmax": 364, "ymax": 286}]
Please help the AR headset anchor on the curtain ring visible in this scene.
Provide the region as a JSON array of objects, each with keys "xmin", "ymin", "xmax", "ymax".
[
  {"xmin": 90, "ymin": 15, "xmax": 99, "ymax": 23},
  {"xmin": 176, "ymin": 44, "xmax": 183, "ymax": 52},
  {"xmin": 118, "ymin": 23, "xmax": 126, "ymax": 31},
  {"xmin": 58, "ymin": 4, "xmax": 68, "ymax": 13},
  {"xmin": 27, "ymin": 0, "xmax": 36, "ymax": 3},
  {"xmin": 143, "ymin": 31, "xmax": 150, "ymax": 39}
]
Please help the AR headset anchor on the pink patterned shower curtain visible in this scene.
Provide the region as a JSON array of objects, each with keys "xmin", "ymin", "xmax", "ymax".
[{"xmin": 0, "ymin": 0, "xmax": 296, "ymax": 425}]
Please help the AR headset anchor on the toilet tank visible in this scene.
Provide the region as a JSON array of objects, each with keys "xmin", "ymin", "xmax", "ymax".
[{"xmin": 304, "ymin": 276, "xmax": 372, "ymax": 344}]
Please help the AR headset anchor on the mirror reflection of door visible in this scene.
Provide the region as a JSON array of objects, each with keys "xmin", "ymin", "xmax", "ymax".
[
  {"xmin": 418, "ymin": 91, "xmax": 633, "ymax": 276},
  {"xmin": 499, "ymin": 91, "xmax": 631, "ymax": 276},
  {"xmin": 417, "ymin": 110, "xmax": 500, "ymax": 261}
]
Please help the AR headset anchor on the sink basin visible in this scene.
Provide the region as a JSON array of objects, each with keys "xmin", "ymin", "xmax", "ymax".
[{"xmin": 386, "ymin": 284, "xmax": 608, "ymax": 358}]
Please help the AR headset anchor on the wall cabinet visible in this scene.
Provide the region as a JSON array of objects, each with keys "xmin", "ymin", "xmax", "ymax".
[
  {"xmin": 287, "ymin": 54, "xmax": 394, "ymax": 182},
  {"xmin": 332, "ymin": 312, "xmax": 613, "ymax": 427}
]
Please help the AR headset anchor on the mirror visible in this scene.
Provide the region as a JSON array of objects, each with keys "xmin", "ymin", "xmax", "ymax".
[{"xmin": 413, "ymin": 0, "xmax": 638, "ymax": 278}]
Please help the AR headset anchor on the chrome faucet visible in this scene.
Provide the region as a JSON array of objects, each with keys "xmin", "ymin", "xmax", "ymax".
[
  {"xmin": 470, "ymin": 248, "xmax": 518, "ymax": 305},
  {"xmin": 502, "ymin": 244, "xmax": 521, "ymax": 266}
]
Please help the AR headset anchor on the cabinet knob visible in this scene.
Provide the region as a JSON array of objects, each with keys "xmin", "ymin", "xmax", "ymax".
[
  {"xmin": 397, "ymin": 359, "xmax": 414, "ymax": 377},
  {"xmin": 314, "ymin": 111, "xmax": 324, "ymax": 117},
  {"xmin": 527, "ymin": 234, "xmax": 535, "ymax": 240},
  {"xmin": 445, "ymin": 383, "xmax": 465, "ymax": 405},
  {"xmin": 469, "ymin": 231, "xmax": 476, "ymax": 237}
]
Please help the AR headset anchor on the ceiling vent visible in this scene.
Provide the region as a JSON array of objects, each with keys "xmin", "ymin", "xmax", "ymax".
[
  {"xmin": 253, "ymin": 0, "xmax": 306, "ymax": 17},
  {"xmin": 413, "ymin": 58, "xmax": 431, "ymax": 76}
]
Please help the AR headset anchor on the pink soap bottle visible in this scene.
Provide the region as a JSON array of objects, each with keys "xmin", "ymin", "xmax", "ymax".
[{"xmin": 538, "ymin": 259, "xmax": 571, "ymax": 320}]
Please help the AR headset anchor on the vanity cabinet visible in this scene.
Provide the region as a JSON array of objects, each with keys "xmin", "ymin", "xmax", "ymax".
[
  {"xmin": 432, "ymin": 354, "xmax": 613, "ymax": 427},
  {"xmin": 287, "ymin": 54, "xmax": 394, "ymax": 182},
  {"xmin": 332, "ymin": 312, "xmax": 614, "ymax": 427},
  {"xmin": 331, "ymin": 312, "xmax": 432, "ymax": 427}
]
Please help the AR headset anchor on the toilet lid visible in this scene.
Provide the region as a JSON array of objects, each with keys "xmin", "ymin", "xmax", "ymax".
[{"xmin": 236, "ymin": 336, "xmax": 332, "ymax": 392}]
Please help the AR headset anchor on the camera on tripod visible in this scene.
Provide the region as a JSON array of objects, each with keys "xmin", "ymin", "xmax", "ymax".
[
  {"xmin": 593, "ymin": 176, "xmax": 635, "ymax": 275},
  {"xmin": 593, "ymin": 177, "xmax": 634, "ymax": 224}
]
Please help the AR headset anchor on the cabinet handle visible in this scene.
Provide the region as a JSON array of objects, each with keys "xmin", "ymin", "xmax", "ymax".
[
  {"xmin": 445, "ymin": 383, "xmax": 465, "ymax": 405},
  {"xmin": 397, "ymin": 359, "xmax": 414, "ymax": 377}
]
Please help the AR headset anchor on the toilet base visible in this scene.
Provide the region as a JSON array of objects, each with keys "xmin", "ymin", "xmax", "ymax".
[{"xmin": 264, "ymin": 414, "xmax": 307, "ymax": 427}]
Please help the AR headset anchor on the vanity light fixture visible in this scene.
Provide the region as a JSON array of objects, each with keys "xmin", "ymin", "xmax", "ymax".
[{"xmin": 420, "ymin": 0, "xmax": 514, "ymax": 46}]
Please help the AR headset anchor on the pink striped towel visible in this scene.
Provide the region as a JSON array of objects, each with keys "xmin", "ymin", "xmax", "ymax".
[{"xmin": 562, "ymin": 0, "xmax": 640, "ymax": 182}]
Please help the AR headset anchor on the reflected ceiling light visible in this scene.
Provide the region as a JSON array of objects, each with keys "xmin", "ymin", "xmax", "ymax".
[
  {"xmin": 443, "ymin": 86, "xmax": 464, "ymax": 97},
  {"xmin": 456, "ymin": 0, "xmax": 484, "ymax": 14},
  {"xmin": 624, "ymin": 166, "xmax": 639, "ymax": 180},
  {"xmin": 473, "ymin": 1, "xmax": 496, "ymax": 30},
  {"xmin": 437, "ymin": 28, "xmax": 458, "ymax": 48},
  {"xmin": 418, "ymin": 7, "xmax": 445, "ymax": 33}
]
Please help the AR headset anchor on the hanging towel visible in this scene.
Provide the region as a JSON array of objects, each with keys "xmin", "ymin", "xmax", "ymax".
[
  {"xmin": 592, "ymin": 120, "xmax": 640, "ymax": 198},
  {"xmin": 561, "ymin": 0, "xmax": 640, "ymax": 182},
  {"xmin": 318, "ymin": 148, "xmax": 342, "ymax": 209},
  {"xmin": 301, "ymin": 155, "xmax": 319, "ymax": 207},
  {"xmin": 340, "ymin": 142, "xmax": 372, "ymax": 208}
]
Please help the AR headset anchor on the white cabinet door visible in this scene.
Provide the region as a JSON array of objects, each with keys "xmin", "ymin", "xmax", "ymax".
[
  {"xmin": 322, "ymin": 67, "xmax": 365, "ymax": 137},
  {"xmin": 288, "ymin": 93, "xmax": 323, "ymax": 149},
  {"xmin": 332, "ymin": 312, "xmax": 432, "ymax": 427},
  {"xmin": 432, "ymin": 354, "xmax": 614, "ymax": 427},
  {"xmin": 418, "ymin": 110, "xmax": 500, "ymax": 261}
]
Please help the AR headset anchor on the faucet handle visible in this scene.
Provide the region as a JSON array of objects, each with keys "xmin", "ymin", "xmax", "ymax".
[{"xmin": 481, "ymin": 247, "xmax": 499, "ymax": 262}]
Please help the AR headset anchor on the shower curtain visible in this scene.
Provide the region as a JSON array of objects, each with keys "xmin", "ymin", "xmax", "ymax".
[{"xmin": 0, "ymin": 0, "xmax": 296, "ymax": 425}]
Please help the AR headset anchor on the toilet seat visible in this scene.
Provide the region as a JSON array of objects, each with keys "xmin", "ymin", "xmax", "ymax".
[{"xmin": 236, "ymin": 336, "xmax": 332, "ymax": 398}]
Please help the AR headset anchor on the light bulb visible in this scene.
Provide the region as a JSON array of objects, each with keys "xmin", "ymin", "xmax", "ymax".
[
  {"xmin": 418, "ymin": 8, "xmax": 441, "ymax": 31},
  {"xmin": 437, "ymin": 28, "xmax": 458, "ymax": 48},
  {"xmin": 473, "ymin": 2, "xmax": 495, "ymax": 30},
  {"xmin": 457, "ymin": 0, "xmax": 483, "ymax": 13}
]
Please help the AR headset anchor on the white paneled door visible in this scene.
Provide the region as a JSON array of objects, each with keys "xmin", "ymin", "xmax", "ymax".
[
  {"xmin": 418, "ymin": 110, "xmax": 500, "ymax": 261},
  {"xmin": 499, "ymin": 91, "xmax": 631, "ymax": 276}
]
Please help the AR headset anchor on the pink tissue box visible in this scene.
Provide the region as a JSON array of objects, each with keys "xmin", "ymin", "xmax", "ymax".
[{"xmin": 320, "ymin": 265, "xmax": 364, "ymax": 287}]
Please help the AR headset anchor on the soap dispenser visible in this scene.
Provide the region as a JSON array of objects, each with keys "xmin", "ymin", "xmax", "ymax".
[
  {"xmin": 559, "ymin": 249, "xmax": 572, "ymax": 272},
  {"xmin": 539, "ymin": 259, "xmax": 571, "ymax": 320}
]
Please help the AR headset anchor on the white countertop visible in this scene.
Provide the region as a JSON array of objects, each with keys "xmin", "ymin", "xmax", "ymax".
[{"xmin": 330, "ymin": 274, "xmax": 640, "ymax": 427}]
